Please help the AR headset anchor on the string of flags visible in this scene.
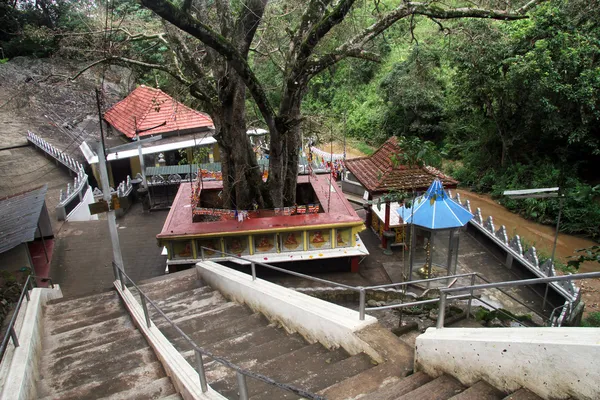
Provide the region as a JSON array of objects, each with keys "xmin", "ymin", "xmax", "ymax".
[
  {"xmin": 310, "ymin": 146, "xmax": 345, "ymax": 161},
  {"xmin": 193, "ymin": 204, "xmax": 321, "ymax": 220}
]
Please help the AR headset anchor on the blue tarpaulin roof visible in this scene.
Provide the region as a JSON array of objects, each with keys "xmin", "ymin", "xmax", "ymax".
[{"xmin": 396, "ymin": 179, "xmax": 473, "ymax": 230}]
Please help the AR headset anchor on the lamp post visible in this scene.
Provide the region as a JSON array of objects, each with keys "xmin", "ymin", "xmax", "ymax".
[{"xmin": 503, "ymin": 187, "xmax": 564, "ymax": 311}]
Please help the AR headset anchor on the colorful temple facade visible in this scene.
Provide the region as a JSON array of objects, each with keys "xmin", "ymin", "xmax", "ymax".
[{"xmin": 157, "ymin": 174, "xmax": 368, "ymax": 272}]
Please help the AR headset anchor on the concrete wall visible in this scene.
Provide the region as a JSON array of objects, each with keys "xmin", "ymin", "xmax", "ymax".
[
  {"xmin": 115, "ymin": 281, "xmax": 226, "ymax": 400},
  {"xmin": 196, "ymin": 261, "xmax": 384, "ymax": 362},
  {"xmin": 66, "ymin": 187, "xmax": 98, "ymax": 222},
  {"xmin": 0, "ymin": 286, "xmax": 63, "ymax": 400},
  {"xmin": 415, "ymin": 327, "xmax": 600, "ymax": 400}
]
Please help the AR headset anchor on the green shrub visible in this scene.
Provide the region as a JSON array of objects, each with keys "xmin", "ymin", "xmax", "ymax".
[{"xmin": 582, "ymin": 312, "xmax": 600, "ymax": 327}]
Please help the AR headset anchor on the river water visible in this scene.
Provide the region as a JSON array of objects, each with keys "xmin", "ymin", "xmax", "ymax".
[{"xmin": 455, "ymin": 189, "xmax": 599, "ymax": 273}]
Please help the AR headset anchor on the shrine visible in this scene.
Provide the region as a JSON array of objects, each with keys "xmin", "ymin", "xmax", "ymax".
[
  {"xmin": 343, "ymin": 136, "xmax": 458, "ymax": 248},
  {"xmin": 157, "ymin": 174, "xmax": 368, "ymax": 273}
]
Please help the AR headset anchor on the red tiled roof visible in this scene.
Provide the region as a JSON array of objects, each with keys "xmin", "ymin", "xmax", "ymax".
[
  {"xmin": 345, "ymin": 137, "xmax": 458, "ymax": 193},
  {"xmin": 104, "ymin": 85, "xmax": 214, "ymax": 138}
]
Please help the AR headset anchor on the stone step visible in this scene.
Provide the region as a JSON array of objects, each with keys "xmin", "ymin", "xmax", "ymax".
[
  {"xmin": 96, "ymin": 376, "xmax": 177, "ymax": 400},
  {"xmin": 45, "ymin": 289, "xmax": 117, "ymax": 313},
  {"xmin": 39, "ymin": 346, "xmax": 159, "ymax": 396},
  {"xmin": 250, "ymin": 352, "xmax": 375, "ymax": 399},
  {"xmin": 38, "ymin": 361, "xmax": 168, "ymax": 400},
  {"xmin": 40, "ymin": 331, "xmax": 150, "ymax": 382},
  {"xmin": 43, "ymin": 314, "xmax": 135, "ymax": 357},
  {"xmin": 218, "ymin": 343, "xmax": 350, "ymax": 398},
  {"xmin": 142, "ymin": 285, "xmax": 215, "ymax": 308},
  {"xmin": 319, "ymin": 362, "xmax": 415, "ymax": 400},
  {"xmin": 449, "ymin": 381, "xmax": 505, "ymax": 400},
  {"xmin": 157, "ymin": 302, "xmax": 252, "ymax": 339},
  {"xmin": 171, "ymin": 313, "xmax": 271, "ymax": 353},
  {"xmin": 396, "ymin": 374, "xmax": 465, "ymax": 400},
  {"xmin": 44, "ymin": 298, "xmax": 126, "ymax": 336},
  {"xmin": 192, "ymin": 333, "xmax": 308, "ymax": 396},
  {"xmin": 136, "ymin": 269, "xmax": 203, "ymax": 301},
  {"xmin": 503, "ymin": 388, "xmax": 543, "ymax": 400},
  {"xmin": 144, "ymin": 289, "xmax": 227, "ymax": 323},
  {"xmin": 361, "ymin": 371, "xmax": 432, "ymax": 400}
]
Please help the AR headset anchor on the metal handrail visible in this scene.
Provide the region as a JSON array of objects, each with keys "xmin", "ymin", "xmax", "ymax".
[
  {"xmin": 112, "ymin": 264, "xmax": 324, "ymax": 400},
  {"xmin": 436, "ymin": 271, "xmax": 600, "ymax": 328},
  {"xmin": 0, "ymin": 275, "xmax": 54, "ymax": 361},
  {"xmin": 198, "ymin": 247, "xmax": 575, "ymax": 323}
]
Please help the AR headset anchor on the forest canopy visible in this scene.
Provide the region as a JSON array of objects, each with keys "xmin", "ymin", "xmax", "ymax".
[{"xmin": 2, "ymin": 0, "xmax": 599, "ymax": 237}]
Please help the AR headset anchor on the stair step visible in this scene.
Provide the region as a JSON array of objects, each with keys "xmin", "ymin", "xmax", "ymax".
[
  {"xmin": 220, "ymin": 343, "xmax": 349, "ymax": 398},
  {"xmin": 44, "ymin": 299, "xmax": 126, "ymax": 335},
  {"xmin": 39, "ymin": 345, "xmax": 158, "ymax": 394},
  {"xmin": 136, "ymin": 269, "xmax": 203, "ymax": 301},
  {"xmin": 503, "ymin": 388, "xmax": 543, "ymax": 400},
  {"xmin": 38, "ymin": 361, "xmax": 168, "ymax": 400},
  {"xmin": 146, "ymin": 289, "xmax": 227, "ymax": 322},
  {"xmin": 43, "ymin": 314, "xmax": 135, "ymax": 357},
  {"xmin": 362, "ymin": 371, "xmax": 432, "ymax": 400},
  {"xmin": 45, "ymin": 288, "xmax": 117, "ymax": 310},
  {"xmin": 158, "ymin": 303, "xmax": 253, "ymax": 340},
  {"xmin": 449, "ymin": 381, "xmax": 504, "ymax": 400},
  {"xmin": 145, "ymin": 285, "xmax": 214, "ymax": 308},
  {"xmin": 197, "ymin": 333, "xmax": 308, "ymax": 395},
  {"xmin": 250, "ymin": 352, "xmax": 375, "ymax": 399},
  {"xmin": 171, "ymin": 313, "xmax": 270, "ymax": 353},
  {"xmin": 396, "ymin": 374, "xmax": 465, "ymax": 400},
  {"xmin": 96, "ymin": 376, "xmax": 177, "ymax": 400},
  {"xmin": 40, "ymin": 332, "xmax": 150, "ymax": 383}
]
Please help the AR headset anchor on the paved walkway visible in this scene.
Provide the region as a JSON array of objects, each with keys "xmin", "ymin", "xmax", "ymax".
[{"xmin": 50, "ymin": 202, "xmax": 169, "ymax": 297}]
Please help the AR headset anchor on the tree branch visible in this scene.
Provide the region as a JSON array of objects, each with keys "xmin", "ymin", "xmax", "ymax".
[{"xmin": 139, "ymin": 0, "xmax": 278, "ymax": 136}]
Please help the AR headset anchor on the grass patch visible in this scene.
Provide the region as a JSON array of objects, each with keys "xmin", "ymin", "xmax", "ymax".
[{"xmin": 582, "ymin": 312, "xmax": 600, "ymax": 327}]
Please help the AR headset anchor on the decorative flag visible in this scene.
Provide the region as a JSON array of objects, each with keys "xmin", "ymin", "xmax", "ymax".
[
  {"xmin": 283, "ymin": 207, "xmax": 291, "ymax": 216},
  {"xmin": 297, "ymin": 205, "xmax": 307, "ymax": 214}
]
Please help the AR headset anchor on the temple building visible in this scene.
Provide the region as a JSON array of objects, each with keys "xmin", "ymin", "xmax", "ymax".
[{"xmin": 157, "ymin": 174, "xmax": 368, "ymax": 273}]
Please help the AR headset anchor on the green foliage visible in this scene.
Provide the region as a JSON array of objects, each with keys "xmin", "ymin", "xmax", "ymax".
[
  {"xmin": 582, "ymin": 312, "xmax": 600, "ymax": 327},
  {"xmin": 568, "ymin": 245, "xmax": 600, "ymax": 269}
]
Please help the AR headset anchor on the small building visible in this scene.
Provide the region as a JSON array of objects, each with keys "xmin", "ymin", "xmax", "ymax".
[
  {"xmin": 0, "ymin": 185, "xmax": 53, "ymax": 279},
  {"xmin": 343, "ymin": 136, "xmax": 458, "ymax": 246},
  {"xmin": 80, "ymin": 85, "xmax": 216, "ymax": 188},
  {"xmin": 157, "ymin": 175, "xmax": 368, "ymax": 273}
]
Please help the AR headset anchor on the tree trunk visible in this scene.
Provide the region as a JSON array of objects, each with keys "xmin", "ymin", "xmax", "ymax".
[{"xmin": 213, "ymin": 74, "xmax": 267, "ymax": 210}]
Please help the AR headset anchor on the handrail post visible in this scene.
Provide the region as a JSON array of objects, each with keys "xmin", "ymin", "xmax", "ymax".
[
  {"xmin": 24, "ymin": 282, "xmax": 30, "ymax": 302},
  {"xmin": 141, "ymin": 295, "xmax": 151, "ymax": 328},
  {"xmin": 237, "ymin": 372, "xmax": 249, "ymax": 400},
  {"xmin": 9, "ymin": 326, "xmax": 20, "ymax": 347},
  {"xmin": 251, "ymin": 262, "xmax": 256, "ymax": 281},
  {"xmin": 195, "ymin": 349, "xmax": 208, "ymax": 392},
  {"xmin": 359, "ymin": 287, "xmax": 366, "ymax": 321},
  {"xmin": 466, "ymin": 273, "xmax": 476, "ymax": 319},
  {"xmin": 437, "ymin": 291, "xmax": 447, "ymax": 329}
]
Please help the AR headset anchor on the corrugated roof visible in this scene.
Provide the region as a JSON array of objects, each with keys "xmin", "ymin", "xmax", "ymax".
[
  {"xmin": 104, "ymin": 85, "xmax": 214, "ymax": 139},
  {"xmin": 0, "ymin": 185, "xmax": 48, "ymax": 254},
  {"xmin": 345, "ymin": 137, "xmax": 458, "ymax": 193}
]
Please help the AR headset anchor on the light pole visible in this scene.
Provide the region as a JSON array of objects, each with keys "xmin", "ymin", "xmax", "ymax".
[{"xmin": 503, "ymin": 187, "xmax": 564, "ymax": 311}]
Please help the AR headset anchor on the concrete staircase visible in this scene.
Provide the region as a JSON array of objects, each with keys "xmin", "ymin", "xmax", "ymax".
[
  {"xmin": 37, "ymin": 290, "xmax": 181, "ymax": 400},
  {"xmin": 131, "ymin": 270, "xmax": 379, "ymax": 399}
]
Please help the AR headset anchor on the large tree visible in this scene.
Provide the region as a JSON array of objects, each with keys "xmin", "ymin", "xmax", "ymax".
[{"xmin": 74, "ymin": 0, "xmax": 545, "ymax": 208}]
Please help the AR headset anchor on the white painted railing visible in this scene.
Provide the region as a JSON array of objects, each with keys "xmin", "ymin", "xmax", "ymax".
[
  {"xmin": 448, "ymin": 190, "xmax": 579, "ymax": 325},
  {"xmin": 56, "ymin": 167, "xmax": 89, "ymax": 221},
  {"xmin": 27, "ymin": 131, "xmax": 83, "ymax": 173},
  {"xmin": 93, "ymin": 176, "xmax": 133, "ymax": 200}
]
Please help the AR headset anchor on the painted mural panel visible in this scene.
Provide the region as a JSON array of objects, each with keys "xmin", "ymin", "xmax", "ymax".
[
  {"xmin": 308, "ymin": 229, "xmax": 331, "ymax": 250},
  {"xmin": 199, "ymin": 238, "xmax": 222, "ymax": 258},
  {"xmin": 225, "ymin": 236, "xmax": 250, "ymax": 256},
  {"xmin": 280, "ymin": 231, "xmax": 303, "ymax": 252},
  {"xmin": 254, "ymin": 234, "xmax": 277, "ymax": 254},
  {"xmin": 335, "ymin": 228, "xmax": 352, "ymax": 248},
  {"xmin": 172, "ymin": 240, "xmax": 193, "ymax": 259}
]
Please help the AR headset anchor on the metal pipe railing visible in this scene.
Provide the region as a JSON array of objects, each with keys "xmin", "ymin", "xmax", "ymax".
[
  {"xmin": 113, "ymin": 264, "xmax": 324, "ymax": 400},
  {"xmin": 436, "ymin": 272, "xmax": 600, "ymax": 328},
  {"xmin": 0, "ymin": 275, "xmax": 53, "ymax": 361}
]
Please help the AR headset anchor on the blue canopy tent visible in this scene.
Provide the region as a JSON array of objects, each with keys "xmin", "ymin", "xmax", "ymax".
[{"xmin": 397, "ymin": 179, "xmax": 473, "ymax": 280}]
